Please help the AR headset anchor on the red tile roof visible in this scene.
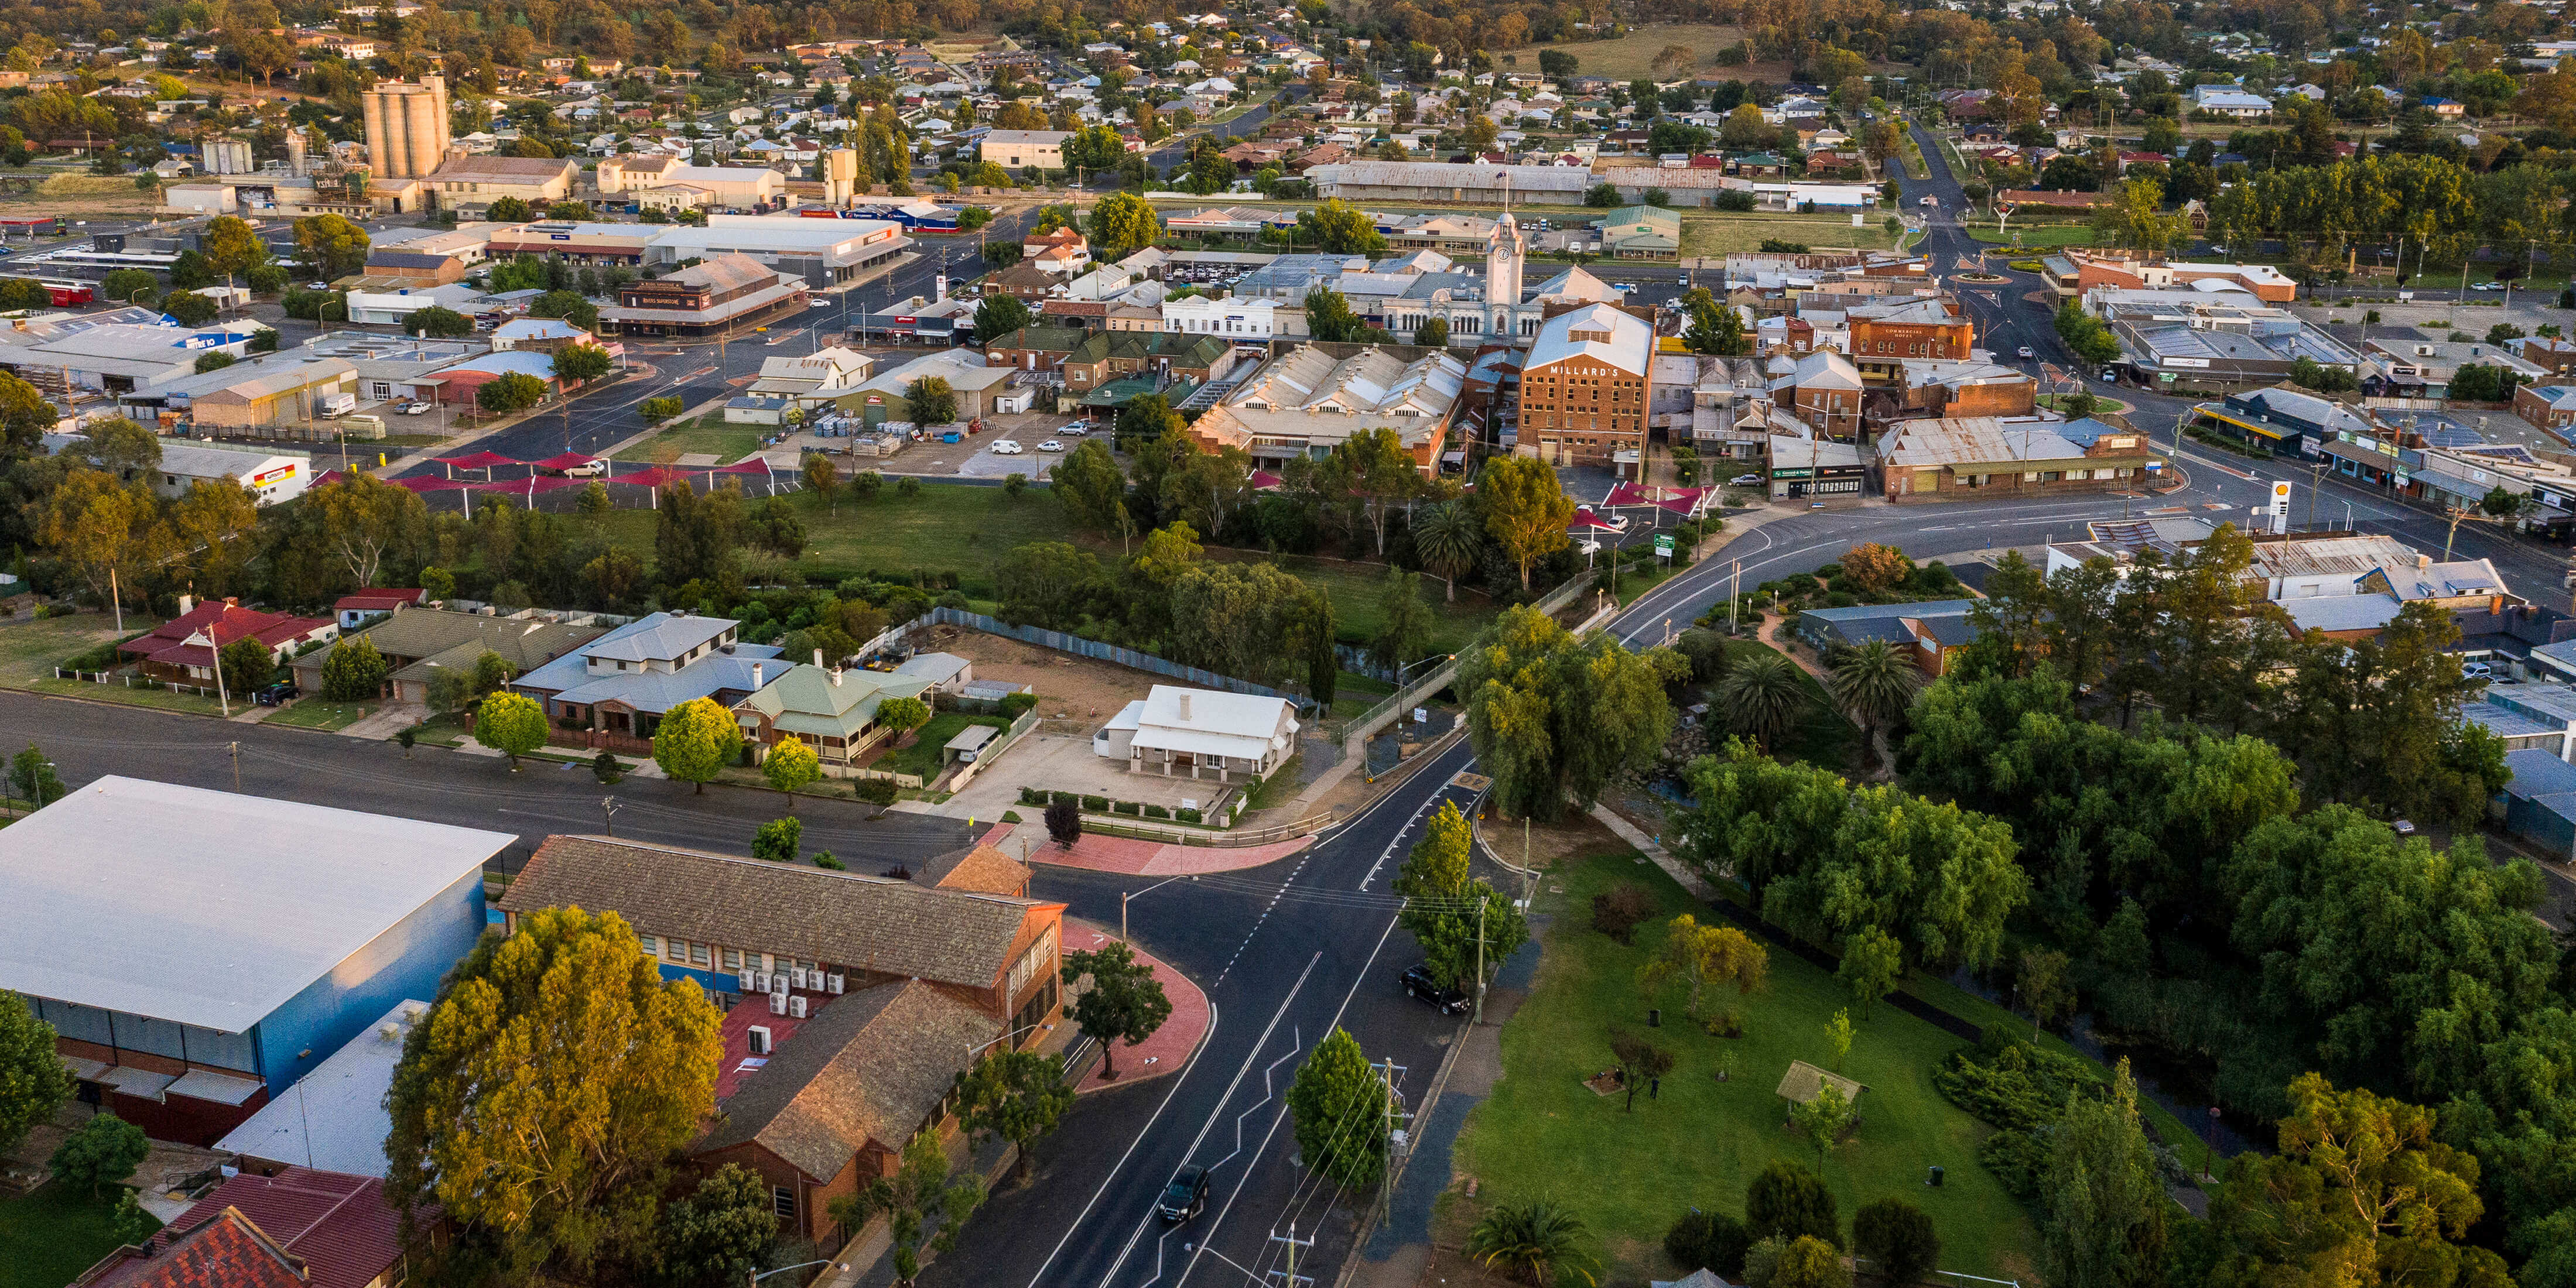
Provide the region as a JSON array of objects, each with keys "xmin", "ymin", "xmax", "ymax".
[
  {"xmin": 154, "ymin": 1169, "xmax": 410, "ymax": 1288},
  {"xmin": 118, "ymin": 601, "xmax": 332, "ymax": 670},
  {"xmin": 74, "ymin": 1208, "xmax": 305, "ymax": 1288}
]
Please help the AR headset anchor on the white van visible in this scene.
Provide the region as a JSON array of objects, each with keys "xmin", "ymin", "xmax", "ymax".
[{"xmin": 314, "ymin": 391, "xmax": 357, "ymax": 418}]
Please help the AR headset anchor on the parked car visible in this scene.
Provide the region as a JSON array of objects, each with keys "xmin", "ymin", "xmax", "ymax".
[
  {"xmin": 2464, "ymin": 661, "xmax": 2495, "ymax": 679},
  {"xmin": 1729, "ymin": 472, "xmax": 1764, "ymax": 487},
  {"xmin": 1039, "ymin": 439, "xmax": 1065, "ymax": 452},
  {"xmin": 252, "ymin": 681, "xmax": 298, "ymax": 706},
  {"xmin": 1157, "ymin": 1166, "xmax": 1210, "ymax": 1222},
  {"xmin": 991, "ymin": 439, "xmax": 1024, "ymax": 454},
  {"xmin": 399, "ymin": 400, "xmax": 434, "ymax": 415},
  {"xmin": 2016, "ymin": 345, "xmax": 2035, "ymax": 359},
  {"xmin": 2473, "ymin": 281, "xmax": 2509, "ymax": 292},
  {"xmin": 1920, "ymin": 194, "xmax": 1939, "ymax": 206},
  {"xmin": 560, "ymin": 458, "xmax": 607, "ymax": 477},
  {"xmin": 1402, "ymin": 962, "xmax": 1469, "ymax": 1015},
  {"xmin": 1059, "ymin": 422, "xmax": 1088, "ymax": 435}
]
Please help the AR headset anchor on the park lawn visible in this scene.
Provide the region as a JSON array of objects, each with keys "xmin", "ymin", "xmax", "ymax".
[
  {"xmin": 0, "ymin": 1184, "xmax": 156, "ymax": 1288},
  {"xmin": 1455, "ymin": 851, "xmax": 2042, "ymax": 1286},
  {"xmin": 263, "ymin": 698, "xmax": 379, "ymax": 731},
  {"xmin": 875, "ymin": 711, "xmax": 1006, "ymax": 781},
  {"xmin": 1679, "ymin": 214, "xmax": 1907, "ymax": 258},
  {"xmin": 1523, "ymin": 22, "xmax": 1750, "ymax": 81},
  {"xmin": 611, "ymin": 416, "xmax": 767, "ymax": 465},
  {"xmin": 1966, "ymin": 225, "xmax": 2097, "ymax": 249}
]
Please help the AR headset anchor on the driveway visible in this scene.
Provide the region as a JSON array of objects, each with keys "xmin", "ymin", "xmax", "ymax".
[{"xmin": 938, "ymin": 734, "xmax": 1240, "ymax": 820}]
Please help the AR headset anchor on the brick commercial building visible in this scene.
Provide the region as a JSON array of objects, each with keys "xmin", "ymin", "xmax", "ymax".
[
  {"xmin": 1517, "ymin": 302, "xmax": 1655, "ymax": 470},
  {"xmin": 1846, "ymin": 298, "xmax": 1977, "ymax": 381},
  {"xmin": 1060, "ymin": 330, "xmax": 1237, "ymax": 392},
  {"xmin": 1879, "ymin": 415, "xmax": 2159, "ymax": 501},
  {"xmin": 495, "ymin": 834, "xmax": 1065, "ymax": 1246},
  {"xmin": 1186, "ymin": 344, "xmax": 1465, "ymax": 473},
  {"xmin": 599, "ymin": 253, "xmax": 806, "ymax": 338}
]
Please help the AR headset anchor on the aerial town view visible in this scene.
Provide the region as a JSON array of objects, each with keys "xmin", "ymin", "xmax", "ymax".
[{"xmin": 2, "ymin": 0, "xmax": 2574, "ymax": 1286}]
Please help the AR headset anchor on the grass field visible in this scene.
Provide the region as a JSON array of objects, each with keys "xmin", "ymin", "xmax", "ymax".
[
  {"xmin": 0, "ymin": 613, "xmax": 135, "ymax": 686},
  {"xmin": 1966, "ymin": 225, "xmax": 2097, "ymax": 249},
  {"xmin": 1521, "ymin": 23, "xmax": 1750, "ymax": 81},
  {"xmin": 613, "ymin": 417, "xmax": 767, "ymax": 465},
  {"xmin": 1680, "ymin": 213, "xmax": 1906, "ymax": 258},
  {"xmin": 1456, "ymin": 851, "xmax": 2041, "ymax": 1284},
  {"xmin": 0, "ymin": 1185, "xmax": 153, "ymax": 1288},
  {"xmin": 1244, "ymin": 553, "xmax": 1504, "ymax": 655}
]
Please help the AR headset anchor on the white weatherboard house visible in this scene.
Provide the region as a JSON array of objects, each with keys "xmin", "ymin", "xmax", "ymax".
[{"xmin": 1095, "ymin": 685, "xmax": 1299, "ymax": 782}]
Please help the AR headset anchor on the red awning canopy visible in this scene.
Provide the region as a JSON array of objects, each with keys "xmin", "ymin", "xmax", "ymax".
[
  {"xmin": 1568, "ymin": 507, "xmax": 1624, "ymax": 533},
  {"xmin": 708, "ymin": 459, "xmax": 775, "ymax": 475},
  {"xmin": 394, "ymin": 477, "xmax": 468, "ymax": 492},
  {"xmin": 1248, "ymin": 470, "xmax": 1285, "ymax": 491},
  {"xmin": 614, "ymin": 466, "xmax": 680, "ymax": 488},
  {"xmin": 531, "ymin": 452, "xmax": 600, "ymax": 472}
]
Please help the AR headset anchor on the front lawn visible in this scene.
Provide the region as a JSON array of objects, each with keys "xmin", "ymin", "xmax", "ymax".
[
  {"xmin": 874, "ymin": 711, "xmax": 1007, "ymax": 782},
  {"xmin": 1455, "ymin": 851, "xmax": 2041, "ymax": 1284},
  {"xmin": 263, "ymin": 698, "xmax": 379, "ymax": 731},
  {"xmin": 0, "ymin": 1185, "xmax": 155, "ymax": 1288},
  {"xmin": 611, "ymin": 416, "xmax": 768, "ymax": 465}
]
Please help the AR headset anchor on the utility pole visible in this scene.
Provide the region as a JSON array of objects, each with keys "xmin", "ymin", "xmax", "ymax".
[
  {"xmin": 1267, "ymin": 1224, "xmax": 1314, "ymax": 1288},
  {"xmin": 1729, "ymin": 558, "xmax": 1742, "ymax": 633},
  {"xmin": 108, "ymin": 566, "xmax": 123, "ymax": 636},
  {"xmin": 1473, "ymin": 896, "xmax": 1487, "ymax": 1023},
  {"xmin": 1375, "ymin": 1057, "xmax": 1410, "ymax": 1222}
]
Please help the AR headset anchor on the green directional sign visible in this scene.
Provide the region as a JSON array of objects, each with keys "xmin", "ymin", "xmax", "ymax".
[{"xmin": 1654, "ymin": 534, "xmax": 1676, "ymax": 557}]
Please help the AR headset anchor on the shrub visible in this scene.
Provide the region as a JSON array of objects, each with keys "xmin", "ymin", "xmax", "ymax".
[
  {"xmin": 813, "ymin": 851, "xmax": 847, "ymax": 870},
  {"xmin": 1049, "ymin": 789, "xmax": 1076, "ymax": 806},
  {"xmin": 1933, "ymin": 1034, "xmax": 2106, "ymax": 1132},
  {"xmin": 1114, "ymin": 800, "xmax": 1142, "ymax": 815},
  {"xmin": 1853, "ymin": 1198, "xmax": 1940, "ymax": 1286},
  {"xmin": 1020, "ymin": 785, "xmax": 1046, "ymax": 806},
  {"xmin": 999, "ymin": 691, "xmax": 1039, "ymax": 718},
  {"xmin": 1746, "ymin": 1160, "xmax": 1839, "ymax": 1248},
  {"xmin": 1177, "ymin": 807, "xmax": 1203, "ymax": 824},
  {"xmin": 1142, "ymin": 804, "xmax": 1171, "ymax": 818},
  {"xmin": 856, "ymin": 779, "xmax": 898, "ymax": 806},
  {"xmin": 1667, "ymin": 1208, "xmax": 1753, "ymax": 1278},
  {"xmin": 1082, "ymin": 794, "xmax": 1109, "ymax": 812},
  {"xmin": 1592, "ymin": 882, "xmax": 1656, "ymax": 943},
  {"xmin": 590, "ymin": 751, "xmax": 621, "ymax": 783},
  {"xmin": 1001, "ymin": 810, "xmax": 1022, "ymax": 823},
  {"xmin": 751, "ymin": 816, "xmax": 802, "ymax": 862},
  {"xmin": 1044, "ymin": 797, "xmax": 1082, "ymax": 847}
]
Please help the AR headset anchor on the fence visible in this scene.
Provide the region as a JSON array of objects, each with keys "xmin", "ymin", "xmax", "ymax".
[
  {"xmin": 925, "ymin": 607, "xmax": 1295, "ymax": 702},
  {"xmin": 54, "ymin": 668, "xmax": 234, "ymax": 701},
  {"xmin": 1339, "ymin": 574, "xmax": 1595, "ymax": 756},
  {"xmin": 939, "ymin": 708, "xmax": 1041, "ymax": 794}
]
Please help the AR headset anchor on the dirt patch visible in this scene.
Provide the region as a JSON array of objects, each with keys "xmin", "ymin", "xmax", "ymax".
[
  {"xmin": 1484, "ymin": 810, "xmax": 1631, "ymax": 870},
  {"xmin": 911, "ymin": 624, "xmax": 1165, "ymax": 734}
]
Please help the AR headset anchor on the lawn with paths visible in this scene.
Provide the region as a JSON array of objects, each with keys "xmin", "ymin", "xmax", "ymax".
[
  {"xmin": 611, "ymin": 416, "xmax": 767, "ymax": 465},
  {"xmin": 872, "ymin": 710, "xmax": 1008, "ymax": 782},
  {"xmin": 0, "ymin": 1184, "xmax": 156, "ymax": 1288},
  {"xmin": 1453, "ymin": 850, "xmax": 2041, "ymax": 1284}
]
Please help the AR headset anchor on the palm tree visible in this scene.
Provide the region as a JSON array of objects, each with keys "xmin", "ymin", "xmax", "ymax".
[
  {"xmin": 1718, "ymin": 649, "xmax": 1810, "ymax": 751},
  {"xmin": 1825, "ymin": 638, "xmax": 1921, "ymax": 748},
  {"xmin": 1466, "ymin": 1200, "xmax": 1600, "ymax": 1287},
  {"xmin": 1411, "ymin": 498, "xmax": 1483, "ymax": 602}
]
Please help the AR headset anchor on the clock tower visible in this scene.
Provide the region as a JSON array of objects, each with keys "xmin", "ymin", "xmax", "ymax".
[{"xmin": 1486, "ymin": 176, "xmax": 1525, "ymax": 338}]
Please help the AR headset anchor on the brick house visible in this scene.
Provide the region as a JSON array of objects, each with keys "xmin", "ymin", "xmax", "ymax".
[
  {"xmin": 1060, "ymin": 330, "xmax": 1237, "ymax": 392},
  {"xmin": 495, "ymin": 835, "xmax": 1065, "ymax": 1246},
  {"xmin": 1846, "ymin": 299, "xmax": 1977, "ymax": 381},
  {"xmin": 116, "ymin": 597, "xmax": 336, "ymax": 685}
]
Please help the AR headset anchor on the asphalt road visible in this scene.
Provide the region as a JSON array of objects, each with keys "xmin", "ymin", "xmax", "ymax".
[
  {"xmin": 0, "ymin": 687, "xmax": 979, "ymax": 863},
  {"xmin": 374, "ymin": 205, "xmax": 1047, "ymax": 483}
]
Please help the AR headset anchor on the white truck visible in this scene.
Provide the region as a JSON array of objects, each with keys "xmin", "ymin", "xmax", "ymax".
[{"xmin": 314, "ymin": 391, "xmax": 358, "ymax": 419}]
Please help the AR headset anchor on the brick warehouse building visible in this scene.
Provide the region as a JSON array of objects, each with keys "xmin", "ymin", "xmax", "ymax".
[{"xmin": 1516, "ymin": 302, "xmax": 1655, "ymax": 471}]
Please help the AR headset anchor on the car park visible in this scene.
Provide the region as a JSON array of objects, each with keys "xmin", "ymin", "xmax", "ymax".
[
  {"xmin": 399, "ymin": 400, "xmax": 434, "ymax": 415},
  {"xmin": 1157, "ymin": 1166, "xmax": 1210, "ymax": 1222},
  {"xmin": 1402, "ymin": 962, "xmax": 1469, "ymax": 1015}
]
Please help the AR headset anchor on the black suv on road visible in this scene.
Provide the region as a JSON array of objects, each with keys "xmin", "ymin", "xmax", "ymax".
[{"xmin": 1158, "ymin": 1165, "xmax": 1210, "ymax": 1222}]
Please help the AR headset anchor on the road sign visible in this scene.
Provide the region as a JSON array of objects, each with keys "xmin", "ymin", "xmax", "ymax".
[{"xmin": 1654, "ymin": 534, "xmax": 1676, "ymax": 556}]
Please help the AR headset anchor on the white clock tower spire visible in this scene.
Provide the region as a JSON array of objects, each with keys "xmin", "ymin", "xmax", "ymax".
[{"xmin": 1486, "ymin": 172, "xmax": 1524, "ymax": 338}]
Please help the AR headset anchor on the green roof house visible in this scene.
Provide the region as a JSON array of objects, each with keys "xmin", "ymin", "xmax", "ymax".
[
  {"xmin": 734, "ymin": 660, "xmax": 936, "ymax": 769},
  {"xmin": 1590, "ymin": 205, "xmax": 1682, "ymax": 261}
]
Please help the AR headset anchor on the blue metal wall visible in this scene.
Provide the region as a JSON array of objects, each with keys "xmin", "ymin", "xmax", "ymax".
[{"xmin": 255, "ymin": 867, "xmax": 488, "ymax": 1093}]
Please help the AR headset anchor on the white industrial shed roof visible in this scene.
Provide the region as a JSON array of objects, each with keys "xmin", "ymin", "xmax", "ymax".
[{"xmin": 0, "ymin": 776, "xmax": 514, "ymax": 1032}]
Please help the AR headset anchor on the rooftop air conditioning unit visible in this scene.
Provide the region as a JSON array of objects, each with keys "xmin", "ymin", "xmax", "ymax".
[
  {"xmin": 737, "ymin": 971, "xmax": 757, "ymax": 993},
  {"xmin": 747, "ymin": 1026, "xmax": 771, "ymax": 1056},
  {"xmin": 768, "ymin": 972, "xmax": 788, "ymax": 996},
  {"xmin": 827, "ymin": 973, "xmax": 846, "ymax": 994},
  {"xmin": 789, "ymin": 966, "xmax": 809, "ymax": 989},
  {"xmin": 789, "ymin": 995, "xmax": 809, "ymax": 1019},
  {"xmin": 767, "ymin": 991, "xmax": 788, "ymax": 1015}
]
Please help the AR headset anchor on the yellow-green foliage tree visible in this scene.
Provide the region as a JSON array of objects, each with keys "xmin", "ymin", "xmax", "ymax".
[
  {"xmin": 473, "ymin": 691, "xmax": 549, "ymax": 769},
  {"xmin": 384, "ymin": 907, "xmax": 724, "ymax": 1277},
  {"xmin": 761, "ymin": 733, "xmax": 821, "ymax": 807},
  {"xmin": 654, "ymin": 696, "xmax": 745, "ymax": 794}
]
